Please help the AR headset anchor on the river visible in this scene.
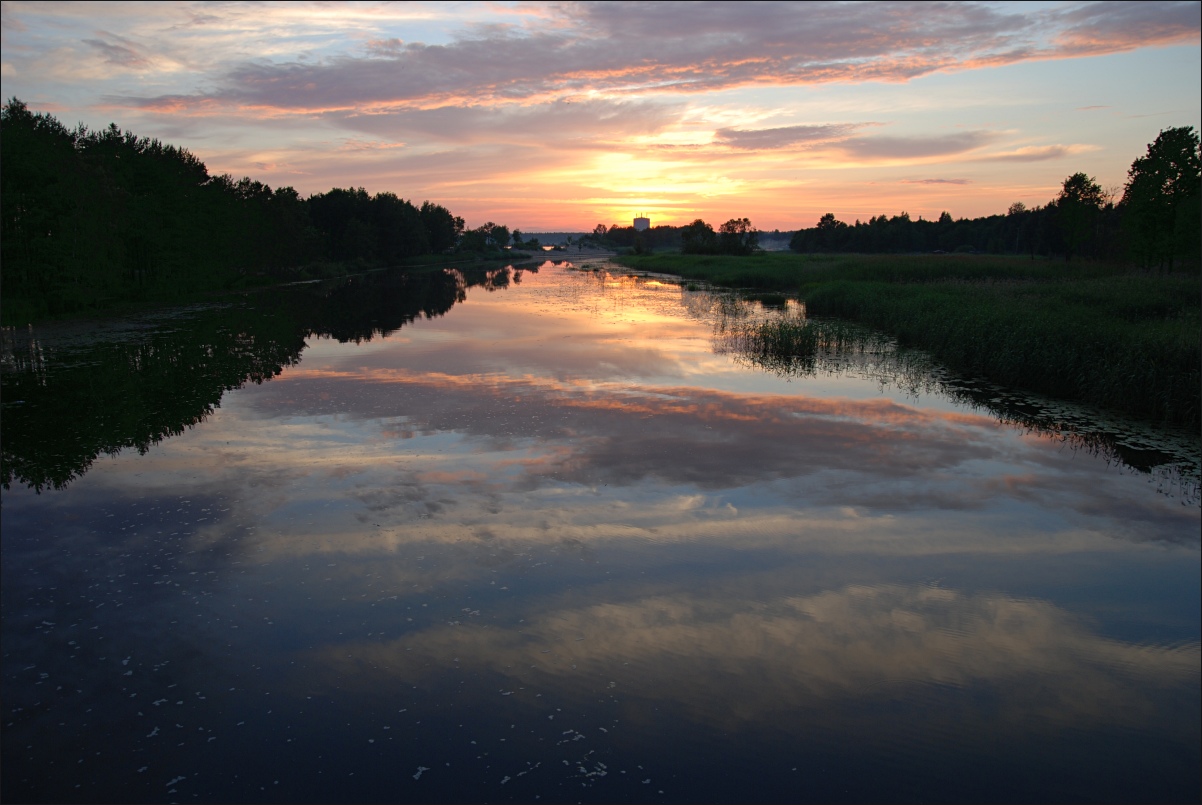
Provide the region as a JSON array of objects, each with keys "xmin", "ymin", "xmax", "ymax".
[{"xmin": 2, "ymin": 260, "xmax": 1198, "ymax": 803}]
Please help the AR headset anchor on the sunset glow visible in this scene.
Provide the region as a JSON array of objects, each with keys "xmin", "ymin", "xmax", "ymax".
[{"xmin": 2, "ymin": 0, "xmax": 1199, "ymax": 229}]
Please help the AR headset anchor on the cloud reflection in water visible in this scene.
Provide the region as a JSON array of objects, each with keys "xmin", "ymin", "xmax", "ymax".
[
  {"xmin": 3, "ymin": 263, "xmax": 1197, "ymax": 803},
  {"xmin": 308, "ymin": 582, "xmax": 1200, "ymax": 741}
]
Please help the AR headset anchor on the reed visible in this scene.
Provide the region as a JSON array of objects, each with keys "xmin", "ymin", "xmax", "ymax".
[
  {"xmin": 616, "ymin": 253, "xmax": 1201, "ymax": 426},
  {"xmin": 802, "ymin": 278, "xmax": 1199, "ymax": 426}
]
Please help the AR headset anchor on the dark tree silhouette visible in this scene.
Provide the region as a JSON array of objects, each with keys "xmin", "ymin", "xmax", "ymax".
[
  {"xmin": 1056, "ymin": 173, "xmax": 1104, "ymax": 262},
  {"xmin": 1, "ymin": 99, "xmax": 469, "ymax": 323},
  {"xmin": 718, "ymin": 218, "xmax": 759, "ymax": 255},
  {"xmin": 783, "ymin": 133, "xmax": 1196, "ymax": 265},
  {"xmin": 420, "ymin": 201, "xmax": 462, "ymax": 253},
  {"xmin": 1121, "ymin": 126, "xmax": 1202, "ymax": 271},
  {"xmin": 681, "ymin": 219, "xmax": 717, "ymax": 254}
]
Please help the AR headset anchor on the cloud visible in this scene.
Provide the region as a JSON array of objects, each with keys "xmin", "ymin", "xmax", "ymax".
[
  {"xmin": 4, "ymin": 1, "xmax": 1196, "ymax": 225},
  {"xmin": 226, "ymin": 268, "xmax": 1196, "ymax": 540},
  {"xmin": 331, "ymin": 98, "xmax": 682, "ymax": 146},
  {"xmin": 82, "ymin": 35, "xmax": 149, "ymax": 68},
  {"xmin": 309, "ymin": 583, "xmax": 1201, "ymax": 738},
  {"xmin": 0, "ymin": 3, "xmax": 26, "ymax": 33},
  {"xmin": 694, "ymin": 125, "xmax": 997, "ymax": 162},
  {"xmin": 712, "ymin": 123, "xmax": 866, "ymax": 150},
  {"xmin": 1054, "ymin": 0, "xmax": 1201, "ymax": 55},
  {"xmin": 900, "ymin": 178, "xmax": 972, "ymax": 185},
  {"xmin": 983, "ymin": 144, "xmax": 1099, "ymax": 162},
  {"xmin": 837, "ymin": 131, "xmax": 997, "ymax": 160},
  {"xmin": 247, "ymin": 358, "xmax": 1110, "ymax": 514},
  {"xmin": 363, "ymin": 37, "xmax": 406, "ymax": 57},
  {"xmin": 335, "ymin": 138, "xmax": 407, "ymax": 153},
  {"xmin": 107, "ymin": 1, "xmax": 1200, "ymax": 114}
]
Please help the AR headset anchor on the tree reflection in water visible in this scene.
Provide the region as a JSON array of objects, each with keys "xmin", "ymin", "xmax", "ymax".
[{"xmin": 0, "ymin": 266, "xmax": 522, "ymax": 491}]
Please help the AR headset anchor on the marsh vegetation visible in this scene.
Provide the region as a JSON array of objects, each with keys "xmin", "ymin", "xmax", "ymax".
[
  {"xmin": 702, "ymin": 292, "xmax": 1198, "ymax": 501},
  {"xmin": 618, "ymin": 252, "xmax": 1200, "ymax": 427}
]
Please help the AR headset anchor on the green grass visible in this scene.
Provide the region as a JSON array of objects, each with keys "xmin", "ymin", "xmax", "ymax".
[
  {"xmin": 617, "ymin": 251, "xmax": 1121, "ymax": 287},
  {"xmin": 616, "ymin": 252, "xmax": 1201, "ymax": 427}
]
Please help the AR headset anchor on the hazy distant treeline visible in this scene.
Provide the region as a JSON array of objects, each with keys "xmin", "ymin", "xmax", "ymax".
[
  {"xmin": 789, "ymin": 127, "xmax": 1200, "ymax": 267},
  {"xmin": 592, "ymin": 218, "xmax": 761, "ymax": 256},
  {"xmin": 1, "ymin": 99, "xmax": 465, "ymax": 320}
]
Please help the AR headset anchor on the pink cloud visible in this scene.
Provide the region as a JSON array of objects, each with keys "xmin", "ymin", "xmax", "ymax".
[
  {"xmin": 109, "ymin": 1, "xmax": 1200, "ymax": 115},
  {"xmin": 1053, "ymin": 0, "xmax": 1200, "ymax": 55}
]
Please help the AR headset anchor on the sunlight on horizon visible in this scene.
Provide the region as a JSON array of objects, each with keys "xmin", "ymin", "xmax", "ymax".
[{"xmin": 1, "ymin": 1, "xmax": 1198, "ymax": 229}]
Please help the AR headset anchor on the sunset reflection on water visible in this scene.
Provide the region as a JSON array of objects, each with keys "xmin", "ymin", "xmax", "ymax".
[{"xmin": 2, "ymin": 262, "xmax": 1198, "ymax": 803}]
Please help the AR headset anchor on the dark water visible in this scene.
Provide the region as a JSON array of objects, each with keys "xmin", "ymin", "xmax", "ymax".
[{"xmin": 2, "ymin": 262, "xmax": 1199, "ymax": 803}]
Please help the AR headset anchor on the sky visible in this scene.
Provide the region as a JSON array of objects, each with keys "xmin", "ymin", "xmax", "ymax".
[{"xmin": 1, "ymin": 1, "xmax": 1199, "ymax": 231}]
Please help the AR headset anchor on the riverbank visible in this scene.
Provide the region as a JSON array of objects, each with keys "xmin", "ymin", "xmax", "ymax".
[
  {"xmin": 0, "ymin": 251, "xmax": 541, "ymax": 327},
  {"xmin": 614, "ymin": 252, "xmax": 1201, "ymax": 428}
]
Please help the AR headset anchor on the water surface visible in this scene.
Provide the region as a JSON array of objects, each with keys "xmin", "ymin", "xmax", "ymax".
[{"xmin": 3, "ymin": 261, "xmax": 1198, "ymax": 803}]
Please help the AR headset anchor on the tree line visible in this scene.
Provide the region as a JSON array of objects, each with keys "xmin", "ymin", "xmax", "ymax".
[
  {"xmin": 588, "ymin": 126, "xmax": 1198, "ymax": 268},
  {"xmin": 789, "ymin": 126, "xmax": 1200, "ymax": 268},
  {"xmin": 1, "ymin": 99, "xmax": 528, "ymax": 321},
  {"xmin": 7, "ymin": 93, "xmax": 1195, "ymax": 326},
  {"xmin": 585, "ymin": 217, "xmax": 760, "ymax": 255}
]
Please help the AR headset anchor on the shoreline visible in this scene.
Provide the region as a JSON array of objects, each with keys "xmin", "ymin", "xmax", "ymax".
[{"xmin": 612, "ymin": 252, "xmax": 1201, "ymax": 429}]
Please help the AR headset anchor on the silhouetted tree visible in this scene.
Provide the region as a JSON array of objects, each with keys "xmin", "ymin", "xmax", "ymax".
[
  {"xmin": 458, "ymin": 221, "xmax": 511, "ymax": 252},
  {"xmin": 718, "ymin": 218, "xmax": 759, "ymax": 255},
  {"xmin": 1, "ymin": 98, "xmax": 467, "ymax": 323},
  {"xmin": 1121, "ymin": 126, "xmax": 1201, "ymax": 271},
  {"xmin": 680, "ymin": 219, "xmax": 717, "ymax": 254},
  {"xmin": 1056, "ymin": 173, "xmax": 1104, "ymax": 262},
  {"xmin": 485, "ymin": 222, "xmax": 510, "ymax": 249},
  {"xmin": 420, "ymin": 201, "xmax": 460, "ymax": 253},
  {"xmin": 372, "ymin": 192, "xmax": 428, "ymax": 263}
]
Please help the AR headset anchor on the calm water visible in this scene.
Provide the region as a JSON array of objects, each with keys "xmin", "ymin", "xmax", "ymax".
[{"xmin": 2, "ymin": 261, "xmax": 1199, "ymax": 803}]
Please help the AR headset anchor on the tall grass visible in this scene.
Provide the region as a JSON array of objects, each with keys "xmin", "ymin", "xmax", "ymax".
[
  {"xmin": 802, "ymin": 278, "xmax": 1199, "ymax": 426},
  {"xmin": 616, "ymin": 253, "xmax": 1201, "ymax": 427},
  {"xmin": 721, "ymin": 316, "xmax": 887, "ymax": 367},
  {"xmin": 618, "ymin": 252, "xmax": 1119, "ymax": 288}
]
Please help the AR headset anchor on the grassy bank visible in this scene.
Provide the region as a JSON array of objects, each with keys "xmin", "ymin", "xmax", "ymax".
[{"xmin": 616, "ymin": 253, "xmax": 1201, "ymax": 427}]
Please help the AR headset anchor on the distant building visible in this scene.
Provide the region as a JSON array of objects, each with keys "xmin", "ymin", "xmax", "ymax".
[{"xmin": 633, "ymin": 216, "xmax": 650, "ymax": 231}]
